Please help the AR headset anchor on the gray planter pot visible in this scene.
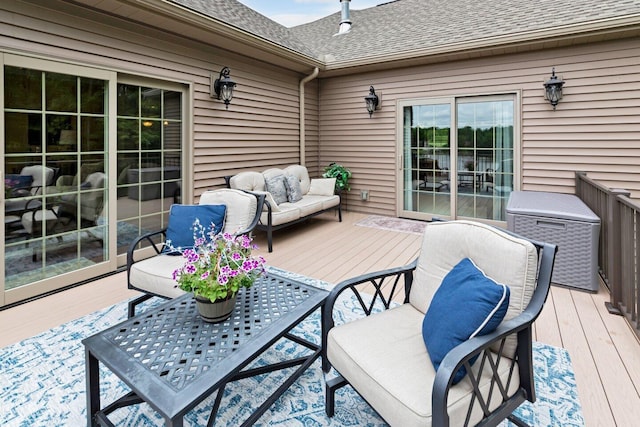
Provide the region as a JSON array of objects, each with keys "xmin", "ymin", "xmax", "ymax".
[{"xmin": 195, "ymin": 294, "xmax": 237, "ymax": 323}]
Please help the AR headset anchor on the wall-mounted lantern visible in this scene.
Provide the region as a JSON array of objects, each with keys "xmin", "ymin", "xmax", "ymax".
[
  {"xmin": 364, "ymin": 85, "xmax": 380, "ymax": 118},
  {"xmin": 543, "ymin": 67, "xmax": 564, "ymax": 110},
  {"xmin": 211, "ymin": 67, "xmax": 236, "ymax": 109}
]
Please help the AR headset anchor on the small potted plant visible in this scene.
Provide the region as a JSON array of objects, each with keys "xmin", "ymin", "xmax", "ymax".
[
  {"xmin": 322, "ymin": 162, "xmax": 352, "ymax": 192},
  {"xmin": 171, "ymin": 219, "xmax": 266, "ymax": 322}
]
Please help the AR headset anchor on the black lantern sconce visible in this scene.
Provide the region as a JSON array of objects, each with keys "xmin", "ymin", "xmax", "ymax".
[
  {"xmin": 364, "ymin": 85, "xmax": 380, "ymax": 118},
  {"xmin": 211, "ymin": 67, "xmax": 237, "ymax": 109},
  {"xmin": 543, "ymin": 67, "xmax": 564, "ymax": 110}
]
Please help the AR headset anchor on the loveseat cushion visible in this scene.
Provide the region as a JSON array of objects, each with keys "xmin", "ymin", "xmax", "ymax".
[
  {"xmin": 260, "ymin": 205, "xmax": 301, "ymax": 226},
  {"xmin": 327, "ymin": 303, "xmax": 520, "ymax": 427},
  {"xmin": 284, "ymin": 165, "xmax": 311, "ymax": 194},
  {"xmin": 292, "ymin": 196, "xmax": 325, "ymax": 217},
  {"xmin": 229, "ymin": 171, "xmax": 265, "ymax": 192}
]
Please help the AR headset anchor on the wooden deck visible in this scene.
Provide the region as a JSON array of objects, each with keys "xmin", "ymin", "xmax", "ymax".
[{"xmin": 1, "ymin": 211, "xmax": 639, "ymax": 426}]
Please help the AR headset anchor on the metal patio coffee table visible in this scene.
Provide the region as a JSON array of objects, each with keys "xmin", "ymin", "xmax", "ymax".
[{"xmin": 83, "ymin": 271, "xmax": 328, "ymax": 427}]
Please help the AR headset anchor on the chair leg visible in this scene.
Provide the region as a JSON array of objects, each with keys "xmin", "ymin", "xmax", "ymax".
[
  {"xmin": 128, "ymin": 294, "xmax": 154, "ymax": 318},
  {"xmin": 267, "ymin": 228, "xmax": 273, "ymax": 252},
  {"xmin": 325, "ymin": 374, "xmax": 348, "ymax": 417},
  {"xmin": 507, "ymin": 414, "xmax": 531, "ymax": 427}
]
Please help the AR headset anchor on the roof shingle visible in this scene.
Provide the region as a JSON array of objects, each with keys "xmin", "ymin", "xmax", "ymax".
[{"xmin": 170, "ymin": 0, "xmax": 640, "ymax": 65}]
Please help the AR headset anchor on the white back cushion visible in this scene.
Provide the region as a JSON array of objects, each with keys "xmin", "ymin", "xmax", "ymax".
[
  {"xmin": 199, "ymin": 189, "xmax": 257, "ymax": 234},
  {"xmin": 20, "ymin": 165, "xmax": 54, "ymax": 195},
  {"xmin": 229, "ymin": 171, "xmax": 265, "ymax": 192},
  {"xmin": 411, "ymin": 221, "xmax": 538, "ymax": 338},
  {"xmin": 284, "ymin": 165, "xmax": 311, "ymax": 195}
]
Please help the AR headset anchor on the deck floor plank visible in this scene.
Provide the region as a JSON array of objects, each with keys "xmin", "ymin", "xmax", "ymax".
[
  {"xmin": 1, "ymin": 211, "xmax": 638, "ymax": 427},
  {"xmin": 552, "ymin": 285, "xmax": 616, "ymax": 426}
]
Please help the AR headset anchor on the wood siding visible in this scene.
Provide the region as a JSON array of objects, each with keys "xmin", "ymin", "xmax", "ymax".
[
  {"xmin": 318, "ymin": 38, "xmax": 640, "ymax": 216},
  {"xmin": 1, "ymin": 0, "xmax": 319, "ymax": 201}
]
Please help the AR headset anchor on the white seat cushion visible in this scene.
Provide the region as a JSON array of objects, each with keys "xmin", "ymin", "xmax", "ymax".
[
  {"xmin": 261, "ymin": 205, "xmax": 301, "ymax": 226},
  {"xmin": 328, "ymin": 304, "xmax": 519, "ymax": 427},
  {"xmin": 21, "ymin": 207, "xmax": 60, "ymax": 233},
  {"xmin": 292, "ymin": 195, "xmax": 325, "ymax": 217},
  {"xmin": 129, "ymin": 254, "xmax": 186, "ymax": 298}
]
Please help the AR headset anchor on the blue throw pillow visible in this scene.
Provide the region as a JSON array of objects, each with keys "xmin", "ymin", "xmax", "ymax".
[
  {"xmin": 5, "ymin": 174, "xmax": 33, "ymax": 189},
  {"xmin": 165, "ymin": 204, "xmax": 226, "ymax": 252},
  {"xmin": 422, "ymin": 257, "xmax": 510, "ymax": 384}
]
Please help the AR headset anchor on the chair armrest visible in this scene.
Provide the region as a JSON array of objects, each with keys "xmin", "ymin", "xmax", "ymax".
[
  {"xmin": 431, "ymin": 240, "xmax": 557, "ymax": 426},
  {"xmin": 321, "ymin": 258, "xmax": 418, "ymax": 372},
  {"xmin": 126, "ymin": 229, "xmax": 168, "ymax": 277},
  {"xmin": 233, "ymin": 191, "xmax": 265, "ymax": 236},
  {"xmin": 431, "ymin": 311, "xmax": 536, "ymax": 426}
]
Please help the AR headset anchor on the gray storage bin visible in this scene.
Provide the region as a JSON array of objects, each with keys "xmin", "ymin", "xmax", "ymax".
[{"xmin": 506, "ymin": 191, "xmax": 600, "ymax": 292}]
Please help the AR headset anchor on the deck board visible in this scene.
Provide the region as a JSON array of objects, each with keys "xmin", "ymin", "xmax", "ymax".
[
  {"xmin": 1, "ymin": 211, "xmax": 638, "ymax": 427},
  {"xmin": 550, "ymin": 284, "xmax": 617, "ymax": 426}
]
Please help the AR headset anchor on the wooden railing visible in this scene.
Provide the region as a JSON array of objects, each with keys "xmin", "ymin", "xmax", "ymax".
[{"xmin": 575, "ymin": 171, "xmax": 639, "ymax": 340}]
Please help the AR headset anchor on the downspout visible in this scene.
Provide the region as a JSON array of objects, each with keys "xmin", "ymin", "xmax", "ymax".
[{"xmin": 299, "ymin": 67, "xmax": 319, "ymax": 166}]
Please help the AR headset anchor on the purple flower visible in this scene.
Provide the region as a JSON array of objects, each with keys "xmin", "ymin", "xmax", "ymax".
[
  {"xmin": 200, "ymin": 271, "xmax": 210, "ymax": 280},
  {"xmin": 218, "ymin": 274, "xmax": 229, "ymax": 285},
  {"xmin": 231, "ymin": 252, "xmax": 242, "ymax": 261},
  {"xmin": 185, "ymin": 263, "xmax": 196, "ymax": 274},
  {"xmin": 242, "ymin": 260, "xmax": 254, "ymax": 272}
]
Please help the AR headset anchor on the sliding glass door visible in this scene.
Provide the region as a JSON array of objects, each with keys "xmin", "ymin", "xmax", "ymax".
[
  {"xmin": 1, "ymin": 55, "xmax": 186, "ymax": 307},
  {"xmin": 2, "ymin": 56, "xmax": 114, "ymax": 305},
  {"xmin": 399, "ymin": 95, "xmax": 517, "ymax": 223}
]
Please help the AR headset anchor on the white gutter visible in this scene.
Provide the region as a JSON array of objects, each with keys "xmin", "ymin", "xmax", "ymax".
[{"xmin": 299, "ymin": 67, "xmax": 319, "ymax": 166}]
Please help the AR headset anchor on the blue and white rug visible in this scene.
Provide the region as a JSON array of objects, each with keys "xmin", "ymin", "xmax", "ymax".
[{"xmin": 0, "ymin": 267, "xmax": 583, "ymax": 426}]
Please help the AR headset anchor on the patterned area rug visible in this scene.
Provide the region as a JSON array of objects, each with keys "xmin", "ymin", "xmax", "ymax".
[
  {"xmin": 0, "ymin": 267, "xmax": 583, "ymax": 426},
  {"xmin": 356, "ymin": 215, "xmax": 428, "ymax": 235}
]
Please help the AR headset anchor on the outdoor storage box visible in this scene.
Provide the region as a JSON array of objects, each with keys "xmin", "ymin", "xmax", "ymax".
[{"xmin": 506, "ymin": 191, "xmax": 600, "ymax": 292}]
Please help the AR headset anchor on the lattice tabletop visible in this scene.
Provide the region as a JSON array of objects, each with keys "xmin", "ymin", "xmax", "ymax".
[
  {"xmin": 83, "ymin": 270, "xmax": 328, "ymax": 425},
  {"xmin": 107, "ymin": 274, "xmax": 318, "ymax": 391}
]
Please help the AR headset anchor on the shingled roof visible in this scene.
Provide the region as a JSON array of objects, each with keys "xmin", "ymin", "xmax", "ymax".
[
  {"xmin": 170, "ymin": 0, "xmax": 640, "ymax": 68},
  {"xmin": 169, "ymin": 0, "xmax": 316, "ymax": 57}
]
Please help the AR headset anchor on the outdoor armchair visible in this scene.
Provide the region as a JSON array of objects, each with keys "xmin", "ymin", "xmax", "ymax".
[
  {"xmin": 126, "ymin": 188, "xmax": 265, "ymax": 317},
  {"xmin": 322, "ymin": 220, "xmax": 557, "ymax": 427}
]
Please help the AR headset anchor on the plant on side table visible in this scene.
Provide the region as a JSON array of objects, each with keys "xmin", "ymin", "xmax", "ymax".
[
  {"xmin": 322, "ymin": 162, "xmax": 352, "ymax": 192},
  {"xmin": 171, "ymin": 219, "xmax": 266, "ymax": 322}
]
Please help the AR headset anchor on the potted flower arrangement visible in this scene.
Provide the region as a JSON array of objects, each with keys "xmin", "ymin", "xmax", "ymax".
[{"xmin": 171, "ymin": 219, "xmax": 266, "ymax": 322}]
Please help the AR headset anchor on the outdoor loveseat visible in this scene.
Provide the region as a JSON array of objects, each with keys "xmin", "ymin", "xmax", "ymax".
[{"xmin": 225, "ymin": 164, "xmax": 342, "ymax": 252}]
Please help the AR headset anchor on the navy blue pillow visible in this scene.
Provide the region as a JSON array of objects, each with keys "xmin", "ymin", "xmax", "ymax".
[
  {"xmin": 165, "ymin": 204, "xmax": 226, "ymax": 252},
  {"xmin": 5, "ymin": 174, "xmax": 33, "ymax": 189},
  {"xmin": 422, "ymin": 258, "xmax": 510, "ymax": 384}
]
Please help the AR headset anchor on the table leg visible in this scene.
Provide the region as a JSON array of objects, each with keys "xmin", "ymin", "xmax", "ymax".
[{"xmin": 85, "ymin": 349, "xmax": 101, "ymax": 427}]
